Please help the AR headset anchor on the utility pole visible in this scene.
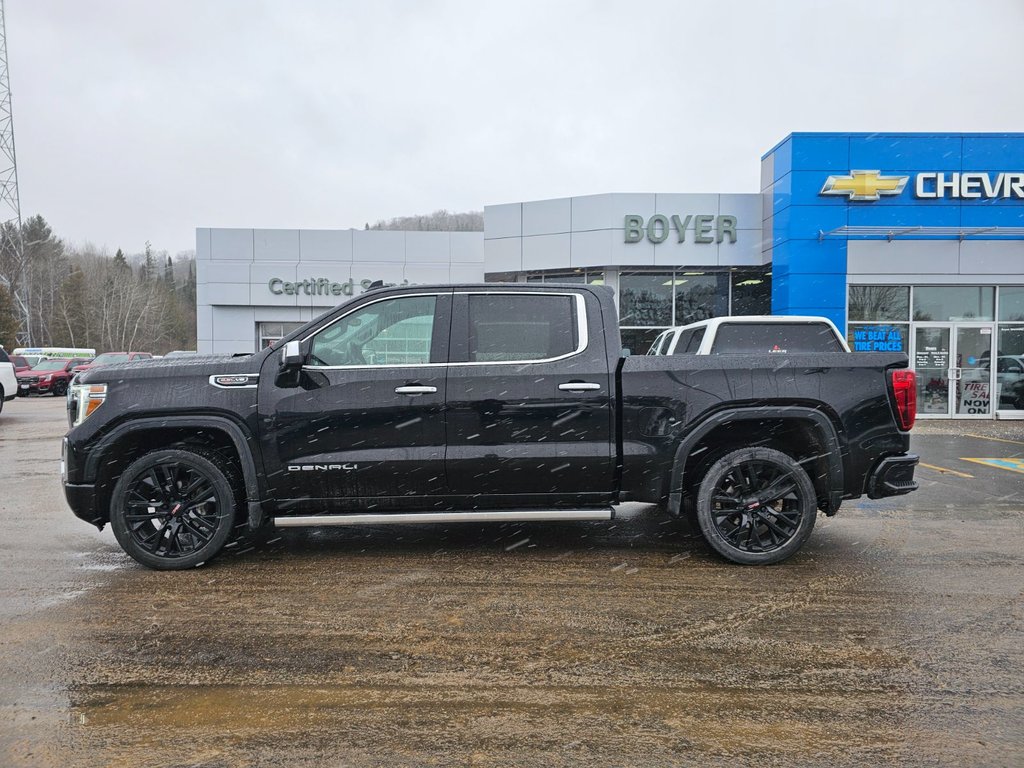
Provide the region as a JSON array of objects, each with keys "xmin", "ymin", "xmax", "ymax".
[{"xmin": 0, "ymin": 0, "xmax": 27, "ymax": 345}]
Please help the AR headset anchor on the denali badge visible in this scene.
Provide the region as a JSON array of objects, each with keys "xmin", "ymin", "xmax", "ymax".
[
  {"xmin": 287, "ymin": 464, "xmax": 358, "ymax": 471},
  {"xmin": 209, "ymin": 374, "xmax": 259, "ymax": 389}
]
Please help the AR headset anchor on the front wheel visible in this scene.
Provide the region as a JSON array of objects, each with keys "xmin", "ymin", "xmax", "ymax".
[
  {"xmin": 695, "ymin": 447, "xmax": 817, "ymax": 565},
  {"xmin": 52, "ymin": 379, "xmax": 68, "ymax": 397},
  {"xmin": 109, "ymin": 448, "xmax": 239, "ymax": 570}
]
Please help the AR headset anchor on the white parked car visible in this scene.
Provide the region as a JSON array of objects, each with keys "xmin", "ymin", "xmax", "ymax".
[
  {"xmin": 0, "ymin": 348, "xmax": 17, "ymax": 415},
  {"xmin": 646, "ymin": 315, "xmax": 850, "ymax": 356}
]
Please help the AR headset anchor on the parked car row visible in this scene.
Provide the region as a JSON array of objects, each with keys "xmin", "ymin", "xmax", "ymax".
[{"xmin": 0, "ymin": 347, "xmax": 156, "ymax": 412}]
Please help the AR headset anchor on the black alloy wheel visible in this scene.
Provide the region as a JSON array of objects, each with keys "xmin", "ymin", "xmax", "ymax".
[
  {"xmin": 110, "ymin": 448, "xmax": 238, "ymax": 570},
  {"xmin": 52, "ymin": 379, "xmax": 68, "ymax": 397},
  {"xmin": 695, "ymin": 447, "xmax": 817, "ymax": 565}
]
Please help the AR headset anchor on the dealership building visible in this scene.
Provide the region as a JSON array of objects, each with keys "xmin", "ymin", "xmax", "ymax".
[{"xmin": 197, "ymin": 131, "xmax": 1024, "ymax": 419}]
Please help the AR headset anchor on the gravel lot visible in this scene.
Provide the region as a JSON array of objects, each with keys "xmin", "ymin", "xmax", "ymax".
[{"xmin": 1, "ymin": 397, "xmax": 1022, "ymax": 767}]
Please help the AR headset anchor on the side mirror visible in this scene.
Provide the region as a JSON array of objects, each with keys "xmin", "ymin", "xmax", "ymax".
[{"xmin": 280, "ymin": 339, "xmax": 304, "ymax": 370}]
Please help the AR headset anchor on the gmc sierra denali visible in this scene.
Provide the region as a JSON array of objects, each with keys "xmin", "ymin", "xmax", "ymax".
[{"xmin": 62, "ymin": 283, "xmax": 919, "ymax": 570}]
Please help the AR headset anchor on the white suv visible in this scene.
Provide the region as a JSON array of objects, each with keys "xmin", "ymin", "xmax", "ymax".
[
  {"xmin": 647, "ymin": 316, "xmax": 850, "ymax": 356},
  {"xmin": 0, "ymin": 348, "xmax": 17, "ymax": 415}
]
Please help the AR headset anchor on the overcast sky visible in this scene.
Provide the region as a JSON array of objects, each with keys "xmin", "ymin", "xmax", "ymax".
[{"xmin": 12, "ymin": 0, "xmax": 1024, "ymax": 255}]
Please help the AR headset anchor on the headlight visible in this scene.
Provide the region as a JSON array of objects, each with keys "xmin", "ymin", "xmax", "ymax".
[{"xmin": 69, "ymin": 383, "xmax": 107, "ymax": 427}]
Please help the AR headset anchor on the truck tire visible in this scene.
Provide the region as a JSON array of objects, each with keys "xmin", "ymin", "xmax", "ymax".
[
  {"xmin": 109, "ymin": 448, "xmax": 240, "ymax": 570},
  {"xmin": 695, "ymin": 447, "xmax": 816, "ymax": 565}
]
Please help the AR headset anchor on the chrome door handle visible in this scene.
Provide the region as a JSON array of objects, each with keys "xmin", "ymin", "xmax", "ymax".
[
  {"xmin": 395, "ymin": 385, "xmax": 437, "ymax": 395},
  {"xmin": 558, "ymin": 382, "xmax": 601, "ymax": 392}
]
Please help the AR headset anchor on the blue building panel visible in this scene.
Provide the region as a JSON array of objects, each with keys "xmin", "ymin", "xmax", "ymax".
[
  {"xmin": 961, "ymin": 137, "xmax": 1024, "ymax": 170},
  {"xmin": 847, "ymin": 204, "xmax": 962, "ymax": 229},
  {"xmin": 770, "ymin": 239, "xmax": 847, "ymax": 274},
  {"xmin": 848, "ymin": 135, "xmax": 963, "ymax": 172},
  {"xmin": 775, "ymin": 205, "xmax": 849, "ymax": 243},
  {"xmin": 790, "ymin": 136, "xmax": 851, "ymax": 172},
  {"xmin": 961, "ymin": 205, "xmax": 1024, "ymax": 227}
]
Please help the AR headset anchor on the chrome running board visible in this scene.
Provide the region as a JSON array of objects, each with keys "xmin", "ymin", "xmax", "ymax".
[{"xmin": 273, "ymin": 508, "xmax": 614, "ymax": 528}]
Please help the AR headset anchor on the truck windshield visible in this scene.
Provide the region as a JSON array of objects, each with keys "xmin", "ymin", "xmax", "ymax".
[{"xmin": 712, "ymin": 323, "xmax": 843, "ymax": 354}]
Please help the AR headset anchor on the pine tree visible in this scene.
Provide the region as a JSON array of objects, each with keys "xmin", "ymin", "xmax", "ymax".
[
  {"xmin": 142, "ymin": 241, "xmax": 156, "ymax": 283},
  {"xmin": 164, "ymin": 255, "xmax": 174, "ymax": 286},
  {"xmin": 113, "ymin": 248, "xmax": 130, "ymax": 272}
]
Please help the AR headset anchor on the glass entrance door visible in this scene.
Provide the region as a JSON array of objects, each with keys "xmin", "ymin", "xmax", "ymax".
[
  {"xmin": 954, "ymin": 325, "xmax": 996, "ymax": 418},
  {"xmin": 914, "ymin": 326, "xmax": 951, "ymax": 417},
  {"xmin": 913, "ymin": 324, "xmax": 996, "ymax": 418}
]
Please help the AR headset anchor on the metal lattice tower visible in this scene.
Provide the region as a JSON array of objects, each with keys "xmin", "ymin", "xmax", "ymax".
[{"xmin": 0, "ymin": 0, "xmax": 26, "ymax": 344}]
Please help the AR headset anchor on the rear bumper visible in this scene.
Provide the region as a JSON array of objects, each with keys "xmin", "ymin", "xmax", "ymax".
[{"xmin": 866, "ymin": 454, "xmax": 919, "ymax": 499}]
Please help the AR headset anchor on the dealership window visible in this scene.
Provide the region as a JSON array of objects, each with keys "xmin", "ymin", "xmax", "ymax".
[
  {"xmin": 309, "ymin": 295, "xmax": 436, "ymax": 367},
  {"xmin": 674, "ymin": 273, "xmax": 729, "ymax": 325},
  {"xmin": 524, "ymin": 270, "xmax": 605, "ymax": 285},
  {"xmin": 731, "ymin": 270, "xmax": 772, "ymax": 316},
  {"xmin": 619, "ymin": 272, "xmax": 674, "ymax": 327},
  {"xmin": 913, "ymin": 286, "xmax": 994, "ymax": 321},
  {"xmin": 849, "ymin": 285, "xmax": 910, "ymax": 322},
  {"xmin": 997, "ymin": 288, "xmax": 1024, "ymax": 410},
  {"xmin": 846, "ymin": 285, "xmax": 910, "ymax": 353},
  {"xmin": 998, "ymin": 286, "xmax": 1024, "ymax": 322},
  {"xmin": 257, "ymin": 322, "xmax": 304, "ymax": 349}
]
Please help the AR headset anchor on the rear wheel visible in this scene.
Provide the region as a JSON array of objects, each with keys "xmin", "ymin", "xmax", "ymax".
[
  {"xmin": 695, "ymin": 447, "xmax": 816, "ymax": 565},
  {"xmin": 109, "ymin": 448, "xmax": 239, "ymax": 570}
]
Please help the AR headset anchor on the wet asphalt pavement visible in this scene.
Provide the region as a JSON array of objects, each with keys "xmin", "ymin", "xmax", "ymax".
[{"xmin": 1, "ymin": 398, "xmax": 1022, "ymax": 767}]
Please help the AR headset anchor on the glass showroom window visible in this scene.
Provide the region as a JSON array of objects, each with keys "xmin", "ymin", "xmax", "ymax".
[
  {"xmin": 849, "ymin": 285, "xmax": 910, "ymax": 322},
  {"xmin": 731, "ymin": 270, "xmax": 772, "ymax": 315},
  {"xmin": 673, "ymin": 273, "xmax": 728, "ymax": 325},
  {"xmin": 619, "ymin": 272, "xmax": 673, "ymax": 327},
  {"xmin": 912, "ymin": 286, "xmax": 994, "ymax": 321},
  {"xmin": 996, "ymin": 286, "xmax": 1024, "ymax": 411},
  {"xmin": 847, "ymin": 285, "xmax": 910, "ymax": 353},
  {"xmin": 524, "ymin": 270, "xmax": 605, "ymax": 285},
  {"xmin": 619, "ymin": 272, "xmax": 673, "ymax": 355},
  {"xmin": 257, "ymin": 322, "xmax": 304, "ymax": 349}
]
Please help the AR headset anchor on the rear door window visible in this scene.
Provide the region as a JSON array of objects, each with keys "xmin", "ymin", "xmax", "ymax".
[
  {"xmin": 711, "ymin": 323, "xmax": 843, "ymax": 354},
  {"xmin": 465, "ymin": 294, "xmax": 580, "ymax": 363}
]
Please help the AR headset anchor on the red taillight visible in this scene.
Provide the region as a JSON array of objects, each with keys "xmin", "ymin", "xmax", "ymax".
[{"xmin": 891, "ymin": 369, "xmax": 916, "ymax": 431}]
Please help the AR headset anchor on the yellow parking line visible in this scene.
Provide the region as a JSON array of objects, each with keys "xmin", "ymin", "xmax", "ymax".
[
  {"xmin": 962, "ymin": 433, "xmax": 1024, "ymax": 447},
  {"xmin": 918, "ymin": 462, "xmax": 975, "ymax": 479},
  {"xmin": 961, "ymin": 457, "xmax": 1024, "ymax": 475}
]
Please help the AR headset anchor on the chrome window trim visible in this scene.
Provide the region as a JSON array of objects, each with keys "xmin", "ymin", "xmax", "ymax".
[{"xmin": 302, "ymin": 290, "xmax": 589, "ymax": 371}]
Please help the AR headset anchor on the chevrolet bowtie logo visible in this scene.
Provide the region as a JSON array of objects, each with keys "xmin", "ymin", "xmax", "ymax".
[{"xmin": 819, "ymin": 170, "xmax": 909, "ymax": 201}]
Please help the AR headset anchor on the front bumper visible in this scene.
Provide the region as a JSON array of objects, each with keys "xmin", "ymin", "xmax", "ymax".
[
  {"xmin": 18, "ymin": 380, "xmax": 54, "ymax": 395},
  {"xmin": 62, "ymin": 437, "xmax": 104, "ymax": 528},
  {"xmin": 64, "ymin": 481, "xmax": 103, "ymax": 527},
  {"xmin": 866, "ymin": 454, "xmax": 919, "ymax": 499}
]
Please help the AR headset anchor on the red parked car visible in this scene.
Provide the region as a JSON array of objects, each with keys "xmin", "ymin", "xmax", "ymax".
[
  {"xmin": 71, "ymin": 351, "xmax": 153, "ymax": 375},
  {"xmin": 17, "ymin": 358, "xmax": 91, "ymax": 397},
  {"xmin": 10, "ymin": 355, "xmax": 32, "ymax": 375}
]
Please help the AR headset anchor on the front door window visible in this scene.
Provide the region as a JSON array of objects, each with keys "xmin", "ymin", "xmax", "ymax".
[{"xmin": 955, "ymin": 327, "xmax": 995, "ymax": 417}]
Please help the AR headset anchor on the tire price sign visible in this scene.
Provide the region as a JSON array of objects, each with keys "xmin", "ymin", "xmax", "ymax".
[{"xmin": 959, "ymin": 380, "xmax": 991, "ymax": 415}]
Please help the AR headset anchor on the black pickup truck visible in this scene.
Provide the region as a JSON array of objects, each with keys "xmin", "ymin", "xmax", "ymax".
[{"xmin": 62, "ymin": 283, "xmax": 919, "ymax": 570}]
